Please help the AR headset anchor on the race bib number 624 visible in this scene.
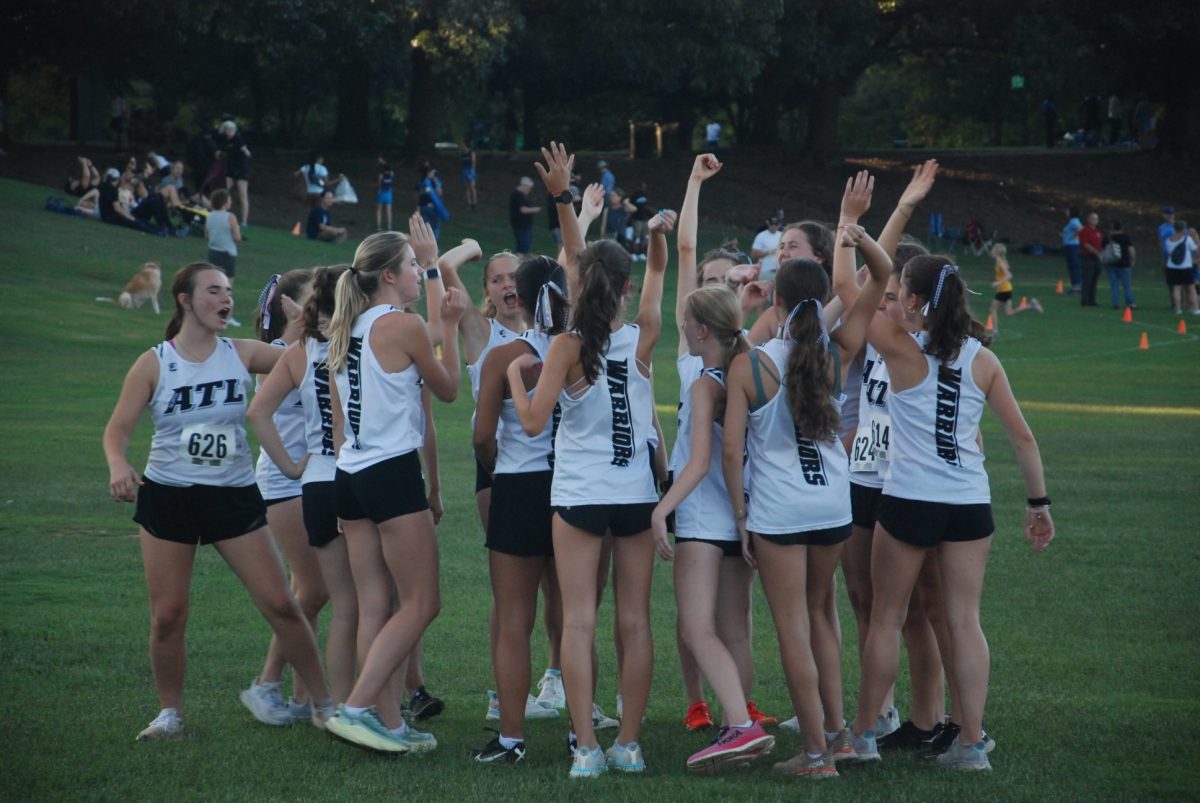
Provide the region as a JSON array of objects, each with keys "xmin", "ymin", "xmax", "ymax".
[{"xmin": 180, "ymin": 424, "xmax": 236, "ymax": 467}]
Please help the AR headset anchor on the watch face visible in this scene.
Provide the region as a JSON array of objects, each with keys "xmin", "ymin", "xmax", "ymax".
[{"xmin": 556, "ymin": 191, "xmax": 573, "ymax": 204}]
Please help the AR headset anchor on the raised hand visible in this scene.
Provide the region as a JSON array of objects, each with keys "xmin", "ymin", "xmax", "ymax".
[
  {"xmin": 408, "ymin": 212, "xmax": 438, "ymax": 266},
  {"xmin": 441, "ymin": 286, "xmax": 468, "ymax": 324},
  {"xmin": 457, "ymin": 238, "xmax": 484, "ymax": 262},
  {"xmin": 726, "ymin": 263, "xmax": 760, "ymax": 286},
  {"xmin": 649, "ymin": 208, "xmax": 678, "ymax": 235},
  {"xmin": 690, "ymin": 153, "xmax": 722, "ymax": 182},
  {"xmin": 839, "ymin": 222, "xmax": 868, "ymax": 248},
  {"xmin": 839, "ymin": 170, "xmax": 874, "ymax": 223},
  {"xmin": 897, "ymin": 159, "xmax": 939, "ymax": 215},
  {"xmin": 534, "ymin": 141, "xmax": 575, "ymax": 194}
]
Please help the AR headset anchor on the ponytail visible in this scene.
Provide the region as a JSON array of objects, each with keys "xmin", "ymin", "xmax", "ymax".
[
  {"xmin": 774, "ymin": 259, "xmax": 839, "ymax": 441},
  {"xmin": 326, "ymin": 231, "xmax": 410, "ymax": 373},
  {"xmin": 904, "ymin": 257, "xmax": 991, "ymax": 364},
  {"xmin": 255, "ymin": 269, "xmax": 312, "ymax": 343},
  {"xmin": 303, "ymin": 265, "xmax": 349, "ymax": 343},
  {"xmin": 515, "ymin": 256, "xmax": 569, "ymax": 335},
  {"xmin": 574, "ymin": 240, "xmax": 631, "ymax": 384}
]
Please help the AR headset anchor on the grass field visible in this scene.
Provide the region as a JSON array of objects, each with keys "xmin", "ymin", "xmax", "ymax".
[{"xmin": 1, "ymin": 175, "xmax": 1198, "ymax": 801}]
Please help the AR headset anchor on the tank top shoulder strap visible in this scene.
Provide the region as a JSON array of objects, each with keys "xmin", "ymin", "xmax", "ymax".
[{"xmin": 748, "ymin": 348, "xmax": 779, "ymax": 410}]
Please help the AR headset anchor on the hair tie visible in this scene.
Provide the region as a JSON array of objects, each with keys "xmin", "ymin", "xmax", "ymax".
[
  {"xmin": 257, "ymin": 274, "xmax": 281, "ymax": 331},
  {"xmin": 534, "ymin": 281, "xmax": 566, "ymax": 332},
  {"xmin": 929, "ymin": 263, "xmax": 959, "ymax": 311},
  {"xmin": 780, "ymin": 297, "xmax": 829, "ymax": 350}
]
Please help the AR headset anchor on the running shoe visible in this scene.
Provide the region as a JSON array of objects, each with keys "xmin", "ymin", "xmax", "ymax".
[
  {"xmin": 239, "ymin": 679, "xmax": 291, "ymax": 726},
  {"xmin": 772, "ymin": 749, "xmax": 838, "ymax": 779},
  {"xmin": 877, "ymin": 719, "xmax": 939, "ymax": 751},
  {"xmin": 778, "ymin": 715, "xmax": 801, "ymax": 734},
  {"xmin": 827, "ymin": 727, "xmax": 856, "ymax": 762},
  {"xmin": 325, "ymin": 705, "xmax": 408, "ymax": 754},
  {"xmin": 686, "ymin": 723, "xmax": 775, "ymax": 774},
  {"xmin": 683, "ymin": 700, "xmax": 715, "ymax": 731},
  {"xmin": 605, "ymin": 739, "xmax": 646, "ymax": 772},
  {"xmin": 472, "ymin": 734, "xmax": 526, "ymax": 764},
  {"xmin": 396, "ymin": 722, "xmax": 438, "ymax": 754},
  {"xmin": 409, "ymin": 686, "xmax": 445, "ymax": 721},
  {"xmin": 848, "ymin": 730, "xmax": 881, "ymax": 763},
  {"xmin": 569, "ymin": 745, "xmax": 607, "ymax": 779},
  {"xmin": 874, "ymin": 706, "xmax": 900, "ymax": 739},
  {"xmin": 936, "ymin": 738, "xmax": 992, "ymax": 771},
  {"xmin": 136, "ymin": 708, "xmax": 184, "ymax": 741},
  {"xmin": 924, "ymin": 721, "xmax": 995, "ymax": 757},
  {"xmin": 592, "ymin": 702, "xmax": 620, "ymax": 730},
  {"xmin": 747, "ymin": 700, "xmax": 778, "ymax": 726},
  {"xmin": 485, "ymin": 690, "xmax": 559, "ymax": 721},
  {"xmin": 535, "ymin": 669, "xmax": 566, "ymax": 709},
  {"xmin": 287, "ymin": 697, "xmax": 312, "ymax": 724},
  {"xmin": 310, "ymin": 697, "xmax": 334, "ymax": 731}
]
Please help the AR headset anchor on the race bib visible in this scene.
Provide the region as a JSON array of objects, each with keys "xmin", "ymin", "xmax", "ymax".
[
  {"xmin": 850, "ymin": 429, "xmax": 875, "ymax": 473},
  {"xmin": 180, "ymin": 424, "xmax": 237, "ymax": 467},
  {"xmin": 871, "ymin": 412, "xmax": 891, "ymax": 463}
]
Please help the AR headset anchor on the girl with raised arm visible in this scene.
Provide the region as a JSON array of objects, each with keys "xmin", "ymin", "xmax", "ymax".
[
  {"xmin": 103, "ymin": 263, "xmax": 333, "ymax": 741},
  {"xmin": 321, "ymin": 226, "xmax": 468, "ymax": 755},
  {"xmin": 721, "ymin": 222, "xmax": 892, "ymax": 780},
  {"xmin": 850, "ymin": 256, "xmax": 1054, "ymax": 771}
]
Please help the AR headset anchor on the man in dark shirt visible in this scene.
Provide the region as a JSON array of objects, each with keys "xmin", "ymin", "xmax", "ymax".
[
  {"xmin": 1104, "ymin": 220, "xmax": 1136, "ymax": 309},
  {"xmin": 98, "ymin": 168, "xmax": 163, "ymax": 234},
  {"xmin": 510, "ymin": 177, "xmax": 540, "ymax": 253},
  {"xmin": 307, "ymin": 190, "xmax": 347, "ymax": 243}
]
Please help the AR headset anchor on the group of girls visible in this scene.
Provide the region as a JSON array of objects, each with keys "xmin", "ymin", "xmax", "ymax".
[{"xmin": 104, "ymin": 142, "xmax": 1054, "ymax": 781}]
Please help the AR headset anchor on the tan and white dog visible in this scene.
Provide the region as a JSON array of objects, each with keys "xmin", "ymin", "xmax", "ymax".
[{"xmin": 96, "ymin": 262, "xmax": 162, "ymax": 314}]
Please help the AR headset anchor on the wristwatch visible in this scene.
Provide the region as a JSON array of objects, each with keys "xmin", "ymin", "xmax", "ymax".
[
  {"xmin": 425, "ymin": 267, "xmax": 441, "ymax": 281},
  {"xmin": 553, "ymin": 190, "xmax": 573, "ymax": 205}
]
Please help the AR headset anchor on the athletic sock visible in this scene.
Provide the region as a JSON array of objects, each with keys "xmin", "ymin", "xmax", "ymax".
[
  {"xmin": 826, "ymin": 730, "xmax": 839, "ymax": 742},
  {"xmin": 545, "ymin": 667, "xmax": 561, "ymax": 677},
  {"xmin": 389, "ymin": 722, "xmax": 410, "ymax": 737},
  {"xmin": 499, "ymin": 734, "xmax": 522, "ymax": 750},
  {"xmin": 808, "ymin": 752, "xmax": 824, "ymax": 760},
  {"xmin": 342, "ymin": 705, "xmax": 368, "ymax": 717},
  {"xmin": 736, "ymin": 720, "xmax": 754, "ymax": 729}
]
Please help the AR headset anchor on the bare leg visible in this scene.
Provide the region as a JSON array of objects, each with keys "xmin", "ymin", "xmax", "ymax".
[
  {"xmin": 714, "ymin": 556, "xmax": 755, "ymax": 698},
  {"xmin": 215, "ymin": 529, "xmax": 329, "ymax": 704},
  {"xmin": 936, "ymin": 537, "xmax": 992, "ymax": 744},
  {"xmin": 342, "ymin": 517, "xmax": 404, "ymax": 726},
  {"xmin": 492, "ymin": 551, "xmax": 546, "ymax": 740},
  {"xmin": 807, "ymin": 542, "xmax": 845, "ymax": 734},
  {"xmin": 315, "ymin": 536, "xmax": 358, "ymax": 702},
  {"xmin": 677, "ymin": 622, "xmax": 705, "ymax": 705},
  {"xmin": 753, "ymin": 535, "xmax": 823, "ymax": 756},
  {"xmin": 918, "ymin": 551, "xmax": 958, "ymax": 722},
  {"xmin": 901, "ymin": 579, "xmax": 944, "ymax": 730},
  {"xmin": 552, "ymin": 516, "xmax": 603, "ymax": 748},
  {"xmin": 140, "ymin": 530, "xmax": 196, "ymax": 712},
  {"xmin": 611, "ymin": 530, "xmax": 655, "ymax": 746},
  {"xmin": 541, "ymin": 562, "xmax": 563, "ymax": 669},
  {"xmin": 842, "ymin": 522, "xmax": 895, "ymax": 714},
  {"xmin": 236, "ymin": 179, "xmax": 250, "ymax": 225}
]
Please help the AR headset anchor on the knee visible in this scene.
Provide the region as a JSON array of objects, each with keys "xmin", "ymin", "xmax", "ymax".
[
  {"xmin": 150, "ymin": 602, "xmax": 188, "ymax": 640},
  {"xmin": 679, "ymin": 617, "xmax": 716, "ymax": 648},
  {"xmin": 295, "ymin": 587, "xmax": 329, "ymax": 620},
  {"xmin": 262, "ymin": 591, "xmax": 303, "ymax": 624},
  {"xmin": 845, "ymin": 584, "xmax": 872, "ymax": 619}
]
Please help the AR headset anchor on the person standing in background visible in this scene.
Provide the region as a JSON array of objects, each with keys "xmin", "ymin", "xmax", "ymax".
[
  {"xmin": 1103, "ymin": 220, "xmax": 1136, "ymax": 310},
  {"xmin": 1061, "ymin": 206, "xmax": 1083, "ymax": 295},
  {"xmin": 509, "ymin": 177, "xmax": 540, "ymax": 254},
  {"xmin": 461, "ymin": 141, "xmax": 479, "ymax": 211},
  {"xmin": 219, "ymin": 121, "xmax": 252, "ymax": 228},
  {"xmin": 1106, "ymin": 94, "xmax": 1122, "ymax": 144},
  {"xmin": 705, "ymin": 121, "xmax": 721, "ymax": 153},
  {"xmin": 597, "ymin": 160, "xmax": 615, "ymax": 234},
  {"xmin": 1078, "ymin": 212, "xmax": 1103, "ymax": 306}
]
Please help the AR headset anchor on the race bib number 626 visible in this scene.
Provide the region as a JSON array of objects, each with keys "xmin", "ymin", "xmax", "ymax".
[{"xmin": 180, "ymin": 424, "xmax": 236, "ymax": 467}]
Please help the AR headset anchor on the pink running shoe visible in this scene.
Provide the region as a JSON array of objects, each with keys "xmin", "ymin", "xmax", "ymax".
[{"xmin": 686, "ymin": 722, "xmax": 775, "ymax": 775}]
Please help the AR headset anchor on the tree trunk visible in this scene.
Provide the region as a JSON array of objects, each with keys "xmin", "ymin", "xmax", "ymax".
[
  {"xmin": 522, "ymin": 89, "xmax": 541, "ymax": 153},
  {"xmin": 802, "ymin": 80, "xmax": 842, "ymax": 166},
  {"xmin": 404, "ymin": 42, "xmax": 436, "ymax": 159},
  {"xmin": 69, "ymin": 73, "xmax": 80, "ymax": 143},
  {"xmin": 335, "ymin": 54, "xmax": 372, "ymax": 149}
]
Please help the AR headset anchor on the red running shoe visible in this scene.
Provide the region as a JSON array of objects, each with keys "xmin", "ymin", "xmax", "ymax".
[
  {"xmin": 683, "ymin": 700, "xmax": 714, "ymax": 731},
  {"xmin": 747, "ymin": 700, "xmax": 777, "ymax": 726},
  {"xmin": 687, "ymin": 722, "xmax": 775, "ymax": 775}
]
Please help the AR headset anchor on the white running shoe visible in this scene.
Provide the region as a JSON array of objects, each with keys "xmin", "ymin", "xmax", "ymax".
[
  {"xmin": 485, "ymin": 689, "xmax": 559, "ymax": 721},
  {"xmin": 310, "ymin": 697, "xmax": 335, "ymax": 730},
  {"xmin": 605, "ymin": 739, "xmax": 646, "ymax": 772},
  {"xmin": 287, "ymin": 697, "xmax": 312, "ymax": 724},
  {"xmin": 535, "ymin": 669, "xmax": 566, "ymax": 709},
  {"xmin": 136, "ymin": 708, "xmax": 185, "ymax": 741},
  {"xmin": 569, "ymin": 745, "xmax": 607, "ymax": 779},
  {"xmin": 779, "ymin": 715, "xmax": 801, "ymax": 734},
  {"xmin": 239, "ymin": 679, "xmax": 291, "ymax": 726},
  {"xmin": 592, "ymin": 702, "xmax": 620, "ymax": 730},
  {"xmin": 874, "ymin": 706, "xmax": 900, "ymax": 738}
]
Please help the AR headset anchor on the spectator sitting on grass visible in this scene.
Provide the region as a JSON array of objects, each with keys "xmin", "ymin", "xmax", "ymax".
[
  {"xmin": 64, "ymin": 156, "xmax": 100, "ymax": 197},
  {"xmin": 306, "ymin": 190, "xmax": 347, "ymax": 244},
  {"xmin": 97, "ymin": 168, "xmax": 170, "ymax": 235}
]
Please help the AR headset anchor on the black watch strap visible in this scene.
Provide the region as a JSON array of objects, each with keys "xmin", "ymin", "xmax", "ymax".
[{"xmin": 553, "ymin": 190, "xmax": 573, "ymax": 205}]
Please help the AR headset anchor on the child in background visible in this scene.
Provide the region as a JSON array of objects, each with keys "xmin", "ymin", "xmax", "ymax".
[
  {"xmin": 206, "ymin": 188, "xmax": 242, "ymax": 325},
  {"xmin": 377, "ymin": 158, "xmax": 394, "ymax": 231},
  {"xmin": 988, "ymin": 244, "xmax": 1042, "ymax": 334}
]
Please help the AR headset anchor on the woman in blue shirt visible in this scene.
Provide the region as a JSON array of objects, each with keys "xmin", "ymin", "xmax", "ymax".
[{"xmin": 1061, "ymin": 206, "xmax": 1083, "ymax": 295}]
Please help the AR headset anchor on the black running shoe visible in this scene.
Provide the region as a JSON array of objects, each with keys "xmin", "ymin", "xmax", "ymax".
[
  {"xmin": 410, "ymin": 686, "xmax": 445, "ymax": 721},
  {"xmin": 472, "ymin": 735, "xmax": 526, "ymax": 764},
  {"xmin": 878, "ymin": 720, "xmax": 939, "ymax": 751},
  {"xmin": 922, "ymin": 720, "xmax": 961, "ymax": 759}
]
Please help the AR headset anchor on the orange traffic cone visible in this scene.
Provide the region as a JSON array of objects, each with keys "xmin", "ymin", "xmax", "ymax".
[
  {"xmin": 1137, "ymin": 332, "xmax": 1149, "ymax": 350},
  {"xmin": 291, "ymin": 221, "xmax": 301, "ymax": 236},
  {"xmin": 1055, "ymin": 279, "xmax": 1064, "ymax": 294},
  {"xmin": 985, "ymin": 314, "xmax": 995, "ymax": 330},
  {"xmin": 1178, "ymin": 319, "xmax": 1188, "ymax": 335},
  {"xmin": 1019, "ymin": 296, "xmax": 1029, "ymax": 310},
  {"xmin": 1121, "ymin": 307, "xmax": 1133, "ymax": 323}
]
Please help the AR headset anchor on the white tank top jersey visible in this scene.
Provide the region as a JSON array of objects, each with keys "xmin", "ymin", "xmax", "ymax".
[
  {"xmin": 884, "ymin": 336, "xmax": 991, "ymax": 504},
  {"xmin": 551, "ymin": 324, "xmax": 658, "ymax": 507},
  {"xmin": 670, "ymin": 354, "xmax": 738, "ymax": 541},
  {"xmin": 838, "ymin": 355, "xmax": 863, "ymax": 440},
  {"xmin": 468, "ymin": 318, "xmax": 520, "ymax": 402},
  {"xmin": 256, "ymin": 340, "xmax": 306, "ymax": 500},
  {"xmin": 333, "ymin": 305, "xmax": 424, "ymax": 474},
  {"xmin": 300, "ymin": 337, "xmax": 336, "ymax": 485},
  {"xmin": 744, "ymin": 338, "xmax": 852, "ymax": 534},
  {"xmin": 849, "ymin": 344, "xmax": 891, "ymax": 490},
  {"xmin": 144, "ymin": 338, "xmax": 256, "ymax": 487},
  {"xmin": 495, "ymin": 330, "xmax": 558, "ymax": 475}
]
